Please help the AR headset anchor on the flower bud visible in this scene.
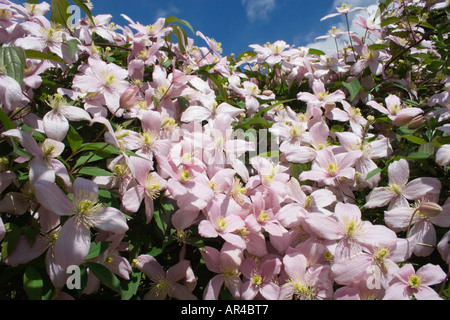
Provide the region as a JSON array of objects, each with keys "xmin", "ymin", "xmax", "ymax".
[
  {"xmin": 417, "ymin": 201, "xmax": 442, "ymax": 218},
  {"xmin": 119, "ymin": 86, "xmax": 142, "ymax": 110},
  {"xmin": 407, "ymin": 114, "xmax": 426, "ymax": 129}
]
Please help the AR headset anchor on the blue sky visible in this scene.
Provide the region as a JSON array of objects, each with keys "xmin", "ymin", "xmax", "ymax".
[
  {"xmin": 9, "ymin": 0, "xmax": 379, "ymax": 56},
  {"xmin": 88, "ymin": 0, "xmax": 379, "ymax": 56}
]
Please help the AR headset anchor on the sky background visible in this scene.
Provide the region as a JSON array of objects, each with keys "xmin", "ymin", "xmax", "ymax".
[
  {"xmin": 87, "ymin": 0, "xmax": 379, "ymax": 56},
  {"xmin": 10, "ymin": 0, "xmax": 379, "ymax": 56}
]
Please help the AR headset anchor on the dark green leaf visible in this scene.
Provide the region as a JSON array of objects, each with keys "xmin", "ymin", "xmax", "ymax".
[
  {"xmin": 1, "ymin": 223, "xmax": 21, "ymax": 259},
  {"xmin": 380, "ymin": 16, "xmax": 401, "ymax": 27},
  {"xmin": 289, "ymin": 162, "xmax": 311, "ymax": 182},
  {"xmin": 85, "ymin": 241, "xmax": 111, "ymax": 260},
  {"xmin": 25, "ymin": 49, "xmax": 65, "ymax": 63},
  {"xmin": 50, "ymin": 0, "xmax": 70, "ymax": 27},
  {"xmin": 402, "ymin": 135, "xmax": 426, "ymax": 145},
  {"xmin": 72, "ymin": 0, "xmax": 95, "ymax": 25},
  {"xmin": 406, "ymin": 152, "xmax": 430, "ymax": 160},
  {"xmin": 165, "ymin": 16, "xmax": 195, "ymax": 35},
  {"xmin": 85, "ymin": 262, "xmax": 122, "ymax": 294},
  {"xmin": 77, "ymin": 166, "xmax": 114, "ymax": 176},
  {"xmin": 365, "ymin": 167, "xmax": 382, "ymax": 181},
  {"xmin": 23, "ymin": 265, "xmax": 43, "ymax": 300},
  {"xmin": 433, "ymin": 136, "xmax": 450, "ymax": 147},
  {"xmin": 0, "ymin": 109, "xmax": 15, "ymax": 130},
  {"xmin": 121, "ymin": 270, "xmax": 141, "ymax": 300},
  {"xmin": 368, "ymin": 44, "xmax": 389, "ymax": 51},
  {"xmin": 0, "ymin": 46, "xmax": 26, "ymax": 84},
  {"xmin": 67, "ymin": 126, "xmax": 83, "ymax": 152},
  {"xmin": 342, "ymin": 78, "xmax": 361, "ymax": 101}
]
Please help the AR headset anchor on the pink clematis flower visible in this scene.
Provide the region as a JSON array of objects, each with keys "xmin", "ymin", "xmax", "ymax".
[
  {"xmin": 122, "ymin": 159, "xmax": 167, "ymax": 224},
  {"xmin": 364, "ymin": 158, "xmax": 441, "ymax": 210},
  {"xmin": 320, "ymin": 3, "xmax": 367, "ymax": 21},
  {"xmin": 366, "ymin": 94, "xmax": 424, "ymax": 126},
  {"xmin": 42, "ymin": 93, "xmax": 91, "ymax": 141},
  {"xmin": 278, "ymin": 247, "xmax": 334, "ymax": 300},
  {"xmin": 297, "ymin": 79, "xmax": 347, "ymax": 120},
  {"xmin": 0, "ymin": 73, "xmax": 25, "ymax": 112},
  {"xmin": 383, "ymin": 263, "xmax": 446, "ymax": 300},
  {"xmin": 240, "ymin": 255, "xmax": 282, "ymax": 300},
  {"xmin": 384, "ymin": 199, "xmax": 450, "ymax": 257},
  {"xmin": 198, "ymin": 193, "xmax": 246, "ymax": 249},
  {"xmin": 2, "ymin": 206, "xmax": 68, "ymax": 289},
  {"xmin": 299, "ymin": 147, "xmax": 362, "ymax": 188},
  {"xmin": 335, "ymin": 131, "xmax": 392, "ymax": 188},
  {"xmin": 305, "ymin": 202, "xmax": 398, "ymax": 259},
  {"xmin": 33, "ymin": 177, "xmax": 128, "ymax": 269},
  {"xmin": 200, "ymin": 243, "xmax": 244, "ymax": 300},
  {"xmin": 2, "ymin": 128, "xmax": 71, "ymax": 189},
  {"xmin": 72, "ymin": 57, "xmax": 129, "ymax": 115},
  {"xmin": 133, "ymin": 254, "xmax": 197, "ymax": 300}
]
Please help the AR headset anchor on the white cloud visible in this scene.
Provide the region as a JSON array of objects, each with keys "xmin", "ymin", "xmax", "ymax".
[
  {"xmin": 155, "ymin": 6, "xmax": 180, "ymax": 20},
  {"xmin": 242, "ymin": 0, "xmax": 276, "ymax": 22}
]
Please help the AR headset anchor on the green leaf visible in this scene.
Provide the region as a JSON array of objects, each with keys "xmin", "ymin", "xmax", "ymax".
[
  {"xmin": 236, "ymin": 50, "xmax": 257, "ymax": 62},
  {"xmin": 121, "ymin": 271, "xmax": 142, "ymax": 300},
  {"xmin": 308, "ymin": 48, "xmax": 326, "ymax": 56},
  {"xmin": 77, "ymin": 166, "xmax": 114, "ymax": 176},
  {"xmin": 433, "ymin": 136, "xmax": 450, "ymax": 147},
  {"xmin": 289, "ymin": 162, "xmax": 311, "ymax": 182},
  {"xmin": 23, "ymin": 266, "xmax": 43, "ymax": 300},
  {"xmin": 165, "ymin": 16, "xmax": 195, "ymax": 35},
  {"xmin": 85, "ymin": 241, "xmax": 111, "ymax": 260},
  {"xmin": 67, "ymin": 39, "xmax": 80, "ymax": 59},
  {"xmin": 67, "ymin": 126, "xmax": 83, "ymax": 152},
  {"xmin": 365, "ymin": 167, "xmax": 382, "ymax": 181},
  {"xmin": 402, "ymin": 135, "xmax": 426, "ymax": 145},
  {"xmin": 1, "ymin": 223, "xmax": 21, "ymax": 259},
  {"xmin": 0, "ymin": 46, "xmax": 26, "ymax": 84},
  {"xmin": 0, "ymin": 109, "xmax": 15, "ymax": 130},
  {"xmin": 72, "ymin": 0, "xmax": 95, "ymax": 25},
  {"xmin": 171, "ymin": 24, "xmax": 187, "ymax": 54},
  {"xmin": 368, "ymin": 44, "xmax": 389, "ymax": 51},
  {"xmin": 380, "ymin": 16, "xmax": 401, "ymax": 27},
  {"xmin": 50, "ymin": 0, "xmax": 70, "ymax": 27},
  {"xmin": 418, "ymin": 142, "xmax": 434, "ymax": 156},
  {"xmin": 85, "ymin": 262, "xmax": 122, "ymax": 294},
  {"xmin": 24, "ymin": 49, "xmax": 65, "ymax": 63},
  {"xmin": 73, "ymin": 152, "xmax": 104, "ymax": 169},
  {"xmin": 406, "ymin": 152, "xmax": 430, "ymax": 160},
  {"xmin": 342, "ymin": 78, "xmax": 361, "ymax": 101},
  {"xmin": 80, "ymin": 142, "xmax": 121, "ymax": 154}
]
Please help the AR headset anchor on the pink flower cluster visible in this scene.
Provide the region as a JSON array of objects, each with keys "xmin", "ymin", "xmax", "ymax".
[{"xmin": 0, "ymin": 0, "xmax": 448, "ymax": 300}]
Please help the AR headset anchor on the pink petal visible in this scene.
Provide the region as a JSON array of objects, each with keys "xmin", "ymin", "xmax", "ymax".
[
  {"xmin": 305, "ymin": 213, "xmax": 343, "ymax": 240},
  {"xmin": 403, "ymin": 177, "xmax": 441, "ymax": 200},
  {"xmin": 33, "ymin": 179, "xmax": 72, "ymax": 216},
  {"xmin": 43, "ymin": 111, "xmax": 69, "ymax": 141},
  {"xmin": 122, "ymin": 183, "xmax": 144, "ymax": 213},
  {"xmin": 364, "ymin": 187, "xmax": 396, "ymax": 208},
  {"xmin": 136, "ymin": 254, "xmax": 165, "ymax": 280},
  {"xmin": 166, "ymin": 260, "xmax": 190, "ymax": 283},
  {"xmin": 417, "ymin": 264, "xmax": 447, "ymax": 286},
  {"xmin": 55, "ymin": 216, "xmax": 92, "ymax": 268}
]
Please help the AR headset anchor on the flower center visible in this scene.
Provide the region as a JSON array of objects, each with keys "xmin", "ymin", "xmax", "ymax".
[
  {"xmin": 389, "ymin": 183, "xmax": 403, "ymax": 195},
  {"xmin": 217, "ymin": 217, "xmax": 227, "ymax": 231},
  {"xmin": 327, "ymin": 163, "xmax": 338, "ymax": 176},
  {"xmin": 145, "ymin": 174, "xmax": 161, "ymax": 199},
  {"xmin": 252, "ymin": 274, "xmax": 263, "ymax": 287},
  {"xmin": 408, "ymin": 275, "xmax": 421, "ymax": 289}
]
